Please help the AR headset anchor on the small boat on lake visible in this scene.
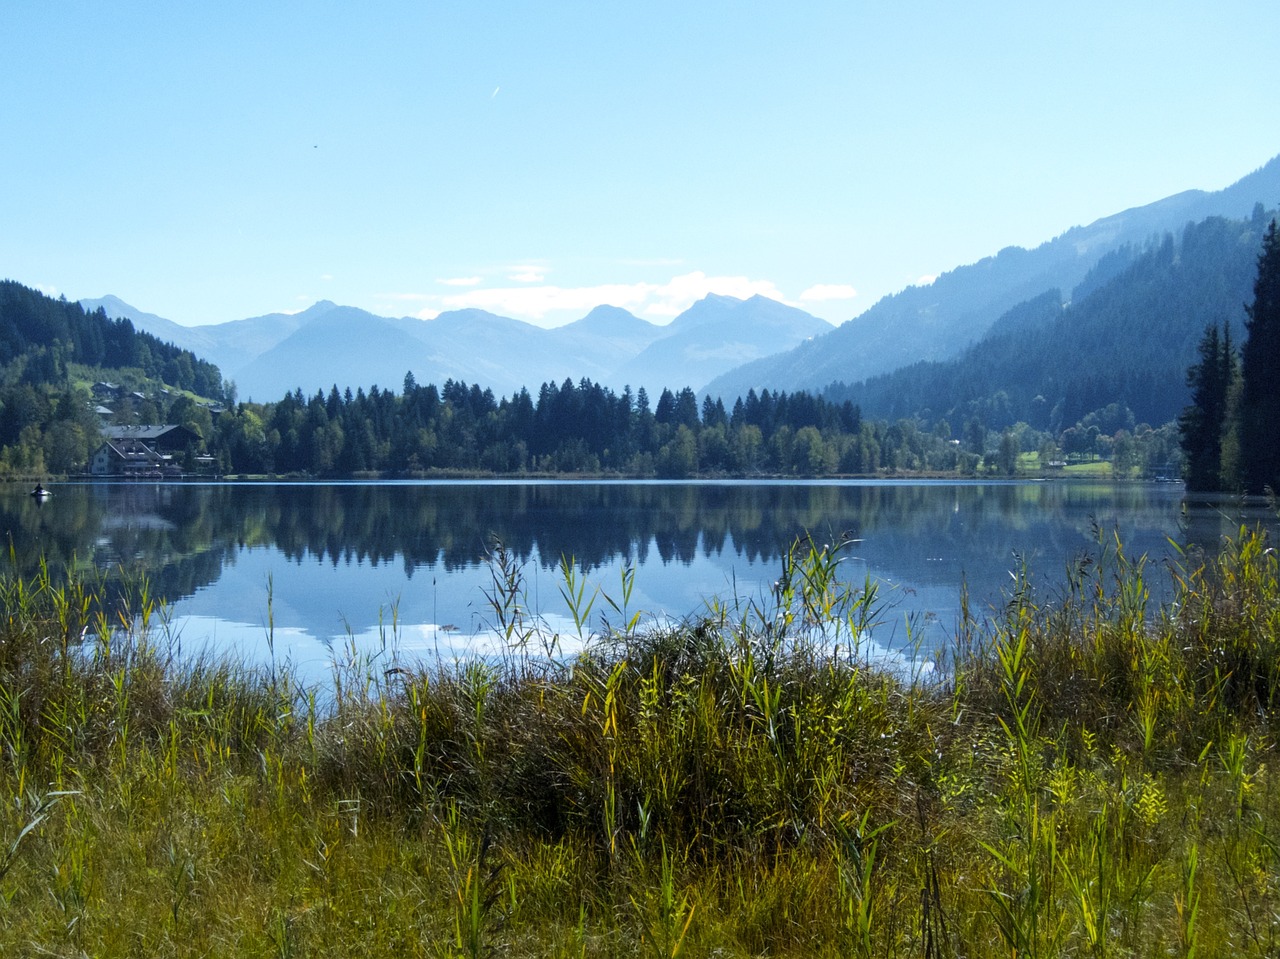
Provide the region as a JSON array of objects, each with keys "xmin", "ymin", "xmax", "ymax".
[{"xmin": 30, "ymin": 483, "xmax": 52, "ymax": 501}]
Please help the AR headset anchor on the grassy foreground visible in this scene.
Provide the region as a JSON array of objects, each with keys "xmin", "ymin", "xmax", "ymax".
[{"xmin": 3, "ymin": 532, "xmax": 1280, "ymax": 957}]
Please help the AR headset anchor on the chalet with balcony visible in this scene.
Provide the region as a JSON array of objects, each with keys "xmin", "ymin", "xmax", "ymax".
[{"xmin": 89, "ymin": 424, "xmax": 201, "ymax": 478}]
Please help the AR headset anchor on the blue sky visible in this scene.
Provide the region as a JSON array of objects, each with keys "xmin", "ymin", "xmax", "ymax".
[{"xmin": 3, "ymin": 1, "xmax": 1278, "ymax": 328}]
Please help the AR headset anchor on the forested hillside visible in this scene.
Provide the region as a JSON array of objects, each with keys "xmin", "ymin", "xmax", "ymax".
[
  {"xmin": 823, "ymin": 209, "xmax": 1270, "ymax": 435},
  {"xmin": 0, "ymin": 281, "xmax": 226, "ymax": 473},
  {"xmin": 1, "ymin": 281, "xmax": 224, "ymax": 396}
]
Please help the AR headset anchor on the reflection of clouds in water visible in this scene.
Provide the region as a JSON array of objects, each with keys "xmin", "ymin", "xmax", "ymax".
[
  {"xmin": 167, "ymin": 612, "xmax": 601, "ymax": 687},
  {"xmin": 165, "ymin": 611, "xmax": 934, "ymax": 690},
  {"xmin": 165, "ymin": 615, "xmax": 318, "ymax": 674}
]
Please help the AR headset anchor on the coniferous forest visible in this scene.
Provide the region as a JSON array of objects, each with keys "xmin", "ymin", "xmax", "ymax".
[{"xmin": 1179, "ymin": 217, "xmax": 1280, "ymax": 492}]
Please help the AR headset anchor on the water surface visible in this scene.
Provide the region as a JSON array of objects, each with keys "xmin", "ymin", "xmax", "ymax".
[{"xmin": 3, "ymin": 480, "xmax": 1268, "ymax": 681}]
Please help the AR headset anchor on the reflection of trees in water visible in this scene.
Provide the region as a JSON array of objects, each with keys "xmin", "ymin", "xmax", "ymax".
[
  {"xmin": 1, "ymin": 482, "xmax": 1211, "ymax": 614},
  {"xmin": 0, "ymin": 484, "xmax": 237, "ymax": 612},
  {"xmin": 1177, "ymin": 493, "xmax": 1280, "ymax": 563}
]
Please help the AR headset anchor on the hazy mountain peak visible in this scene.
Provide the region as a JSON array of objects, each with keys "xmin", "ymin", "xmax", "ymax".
[
  {"xmin": 583, "ymin": 304, "xmax": 642, "ymax": 321},
  {"xmin": 91, "ymin": 293, "xmax": 135, "ymax": 313},
  {"xmin": 668, "ymin": 293, "xmax": 746, "ymax": 330},
  {"xmin": 295, "ymin": 300, "xmax": 339, "ymax": 321},
  {"xmin": 562, "ymin": 304, "xmax": 653, "ymax": 335},
  {"xmin": 81, "ymin": 294, "xmax": 170, "ymax": 326}
]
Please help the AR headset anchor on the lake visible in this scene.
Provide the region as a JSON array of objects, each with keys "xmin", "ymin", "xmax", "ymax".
[{"xmin": 2, "ymin": 480, "xmax": 1270, "ymax": 682}]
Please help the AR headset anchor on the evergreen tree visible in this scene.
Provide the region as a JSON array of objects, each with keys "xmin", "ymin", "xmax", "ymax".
[
  {"xmin": 1236, "ymin": 219, "xmax": 1280, "ymax": 492},
  {"xmin": 1178, "ymin": 323, "xmax": 1236, "ymax": 491}
]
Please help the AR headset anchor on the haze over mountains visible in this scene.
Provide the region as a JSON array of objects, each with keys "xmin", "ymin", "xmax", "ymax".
[
  {"xmin": 81, "ymin": 293, "xmax": 832, "ymax": 402},
  {"xmin": 83, "ymin": 153, "xmax": 1280, "ymax": 408}
]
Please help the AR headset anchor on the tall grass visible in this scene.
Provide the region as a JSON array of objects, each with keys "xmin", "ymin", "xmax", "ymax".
[{"xmin": 3, "ymin": 528, "xmax": 1280, "ymax": 955}]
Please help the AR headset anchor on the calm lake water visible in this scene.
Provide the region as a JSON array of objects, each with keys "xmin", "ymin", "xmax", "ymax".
[{"xmin": 2, "ymin": 480, "xmax": 1272, "ymax": 681}]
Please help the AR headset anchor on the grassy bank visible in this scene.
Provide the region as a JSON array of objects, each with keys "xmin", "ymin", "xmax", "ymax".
[{"xmin": 3, "ymin": 530, "xmax": 1280, "ymax": 956}]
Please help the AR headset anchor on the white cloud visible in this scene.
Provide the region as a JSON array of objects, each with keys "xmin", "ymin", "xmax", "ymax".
[
  {"xmin": 914, "ymin": 274, "xmax": 938, "ymax": 287},
  {"xmin": 507, "ymin": 265, "xmax": 546, "ymax": 283},
  {"xmin": 437, "ymin": 276, "xmax": 482, "ymax": 287},
  {"xmin": 799, "ymin": 283, "xmax": 857, "ymax": 302},
  {"xmin": 320, "ymin": 273, "xmax": 334, "ymax": 282}
]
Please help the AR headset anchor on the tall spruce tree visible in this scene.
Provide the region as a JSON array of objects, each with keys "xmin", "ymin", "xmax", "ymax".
[
  {"xmin": 1179, "ymin": 323, "xmax": 1236, "ymax": 490},
  {"xmin": 1236, "ymin": 218, "xmax": 1280, "ymax": 493}
]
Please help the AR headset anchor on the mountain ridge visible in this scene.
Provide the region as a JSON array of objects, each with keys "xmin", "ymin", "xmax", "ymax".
[
  {"xmin": 701, "ymin": 153, "xmax": 1280, "ymax": 400},
  {"xmin": 84, "ymin": 294, "xmax": 831, "ymax": 401}
]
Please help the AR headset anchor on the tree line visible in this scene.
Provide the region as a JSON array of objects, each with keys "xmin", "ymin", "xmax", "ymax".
[
  {"xmin": 198, "ymin": 372, "xmax": 1180, "ymax": 478},
  {"xmin": 213, "ymin": 377, "xmax": 889, "ymax": 477}
]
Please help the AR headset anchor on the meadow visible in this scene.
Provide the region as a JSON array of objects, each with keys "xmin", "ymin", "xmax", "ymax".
[{"xmin": 2, "ymin": 528, "xmax": 1280, "ymax": 957}]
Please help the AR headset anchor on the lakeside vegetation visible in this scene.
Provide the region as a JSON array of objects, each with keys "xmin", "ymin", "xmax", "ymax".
[{"xmin": 3, "ymin": 526, "xmax": 1280, "ymax": 955}]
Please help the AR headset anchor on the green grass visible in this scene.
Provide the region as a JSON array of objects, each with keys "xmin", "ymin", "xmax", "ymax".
[
  {"xmin": 3, "ymin": 529, "xmax": 1280, "ymax": 956},
  {"xmin": 1063, "ymin": 459, "xmax": 1114, "ymax": 477}
]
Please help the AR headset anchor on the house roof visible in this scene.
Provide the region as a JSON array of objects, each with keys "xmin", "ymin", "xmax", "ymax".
[
  {"xmin": 94, "ymin": 440, "xmax": 169, "ymax": 463},
  {"xmin": 101, "ymin": 424, "xmax": 197, "ymax": 442}
]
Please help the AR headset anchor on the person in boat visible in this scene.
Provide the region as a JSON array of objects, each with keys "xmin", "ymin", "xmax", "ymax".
[{"xmin": 31, "ymin": 482, "xmax": 46, "ymax": 496}]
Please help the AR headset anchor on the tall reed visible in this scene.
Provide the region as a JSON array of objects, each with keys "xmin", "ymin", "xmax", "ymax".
[{"xmin": 2, "ymin": 527, "xmax": 1280, "ymax": 955}]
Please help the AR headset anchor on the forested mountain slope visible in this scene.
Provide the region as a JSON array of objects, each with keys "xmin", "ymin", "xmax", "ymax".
[
  {"xmin": 822, "ymin": 210, "xmax": 1270, "ymax": 433},
  {"xmin": 1, "ymin": 281, "xmax": 224, "ymax": 397},
  {"xmin": 704, "ymin": 154, "xmax": 1280, "ymax": 400}
]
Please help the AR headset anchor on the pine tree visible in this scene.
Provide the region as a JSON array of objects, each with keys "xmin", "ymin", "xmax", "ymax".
[
  {"xmin": 1178, "ymin": 323, "xmax": 1236, "ymax": 490},
  {"xmin": 1236, "ymin": 219, "xmax": 1280, "ymax": 493}
]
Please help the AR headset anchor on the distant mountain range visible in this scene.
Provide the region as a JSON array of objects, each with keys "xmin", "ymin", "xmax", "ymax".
[
  {"xmin": 80, "ymin": 294, "xmax": 832, "ymax": 402},
  {"xmin": 83, "ymin": 152, "xmax": 1280, "ymax": 408}
]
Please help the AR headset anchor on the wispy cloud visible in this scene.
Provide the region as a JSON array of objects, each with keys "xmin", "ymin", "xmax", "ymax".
[
  {"xmin": 507, "ymin": 265, "xmax": 546, "ymax": 283},
  {"xmin": 914, "ymin": 274, "xmax": 938, "ymax": 287},
  {"xmin": 437, "ymin": 276, "xmax": 482, "ymax": 287},
  {"xmin": 799, "ymin": 283, "xmax": 857, "ymax": 302}
]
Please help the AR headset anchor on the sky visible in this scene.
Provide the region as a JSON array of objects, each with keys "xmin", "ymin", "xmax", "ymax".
[{"xmin": 3, "ymin": 1, "xmax": 1279, "ymax": 330}]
